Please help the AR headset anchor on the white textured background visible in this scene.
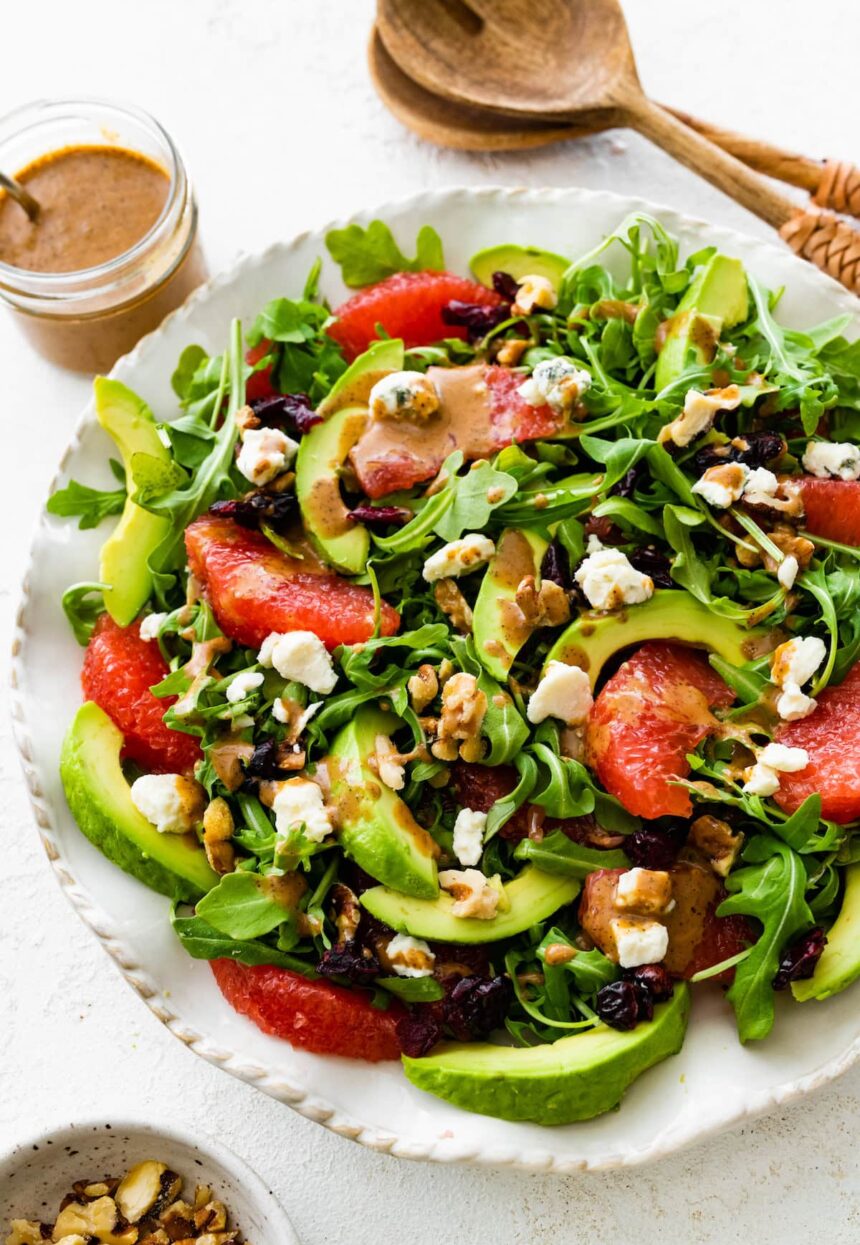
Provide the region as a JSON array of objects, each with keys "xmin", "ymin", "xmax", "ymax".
[{"xmin": 2, "ymin": 2, "xmax": 858, "ymax": 1240}]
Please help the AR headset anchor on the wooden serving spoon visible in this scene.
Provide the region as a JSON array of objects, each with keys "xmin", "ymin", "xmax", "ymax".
[
  {"xmin": 377, "ymin": 0, "xmax": 860, "ymax": 293},
  {"xmin": 370, "ymin": 27, "xmax": 857, "ymax": 203}
]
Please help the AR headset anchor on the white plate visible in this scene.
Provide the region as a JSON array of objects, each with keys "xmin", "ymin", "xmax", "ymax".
[{"xmin": 11, "ymin": 186, "xmax": 860, "ymax": 1173}]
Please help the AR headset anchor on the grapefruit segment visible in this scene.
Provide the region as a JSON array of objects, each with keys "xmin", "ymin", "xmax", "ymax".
[
  {"xmin": 81, "ymin": 614, "xmax": 201, "ymax": 775},
  {"xmin": 586, "ymin": 642, "xmax": 734, "ymax": 819},
  {"xmin": 775, "ymin": 662, "xmax": 860, "ymax": 821},
  {"xmin": 327, "ymin": 270, "xmax": 505, "ymax": 361},
  {"xmin": 185, "ymin": 515, "xmax": 398, "ymax": 651},
  {"xmin": 211, "ymin": 959, "xmax": 404, "ymax": 1061},
  {"xmin": 795, "ymin": 477, "xmax": 860, "ymax": 546}
]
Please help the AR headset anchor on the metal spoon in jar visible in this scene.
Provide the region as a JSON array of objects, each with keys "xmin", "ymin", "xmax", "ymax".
[{"xmin": 0, "ymin": 170, "xmax": 41, "ymax": 222}]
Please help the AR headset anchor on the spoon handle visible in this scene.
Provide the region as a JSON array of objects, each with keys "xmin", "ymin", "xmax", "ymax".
[{"xmin": 0, "ymin": 171, "xmax": 41, "ymax": 222}]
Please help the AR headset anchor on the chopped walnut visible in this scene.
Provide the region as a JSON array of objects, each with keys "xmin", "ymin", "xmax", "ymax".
[
  {"xmin": 330, "ymin": 882, "xmax": 362, "ymax": 943},
  {"xmin": 431, "ymin": 672, "xmax": 487, "ymax": 763},
  {"xmin": 543, "ymin": 942, "xmax": 577, "ymax": 966},
  {"xmin": 495, "ymin": 336, "xmax": 531, "ymax": 366},
  {"xmin": 407, "ymin": 663, "xmax": 439, "ymax": 712},
  {"xmin": 688, "ymin": 814, "xmax": 744, "ymax": 877},
  {"xmin": 736, "ymin": 523, "xmax": 814, "ymax": 574},
  {"xmin": 433, "ymin": 578, "xmax": 474, "ymax": 633},
  {"xmin": 514, "ymin": 574, "xmax": 571, "ymax": 628},
  {"xmin": 203, "ymin": 797, "xmax": 235, "ymax": 874},
  {"xmin": 234, "ymin": 403, "xmax": 260, "ymax": 433}
]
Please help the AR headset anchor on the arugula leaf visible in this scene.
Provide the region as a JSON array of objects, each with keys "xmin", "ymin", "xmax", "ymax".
[
  {"xmin": 326, "ymin": 221, "xmax": 444, "ymax": 288},
  {"xmin": 718, "ymin": 837, "xmax": 814, "ymax": 1041},
  {"xmin": 485, "ymin": 753, "xmax": 538, "ymax": 840},
  {"xmin": 537, "ymin": 930, "xmax": 618, "ymax": 993},
  {"xmin": 47, "ymin": 479, "xmax": 126, "ymax": 529},
  {"xmin": 62, "ymin": 582, "xmax": 107, "ymax": 645},
  {"xmin": 378, "ymin": 976, "xmax": 444, "ymax": 1002},
  {"xmin": 171, "ymin": 344, "xmax": 209, "ymax": 401},
  {"xmin": 171, "ymin": 910, "xmax": 313, "ymax": 973},
  {"xmin": 129, "ymin": 452, "xmax": 189, "ymax": 509},
  {"xmin": 450, "ymin": 636, "xmax": 529, "ymax": 764},
  {"xmin": 515, "ymin": 828, "xmax": 629, "ymax": 877},
  {"xmin": 432, "ymin": 458, "xmax": 518, "ymax": 541},
  {"xmin": 195, "ymin": 871, "xmax": 298, "ymax": 940}
]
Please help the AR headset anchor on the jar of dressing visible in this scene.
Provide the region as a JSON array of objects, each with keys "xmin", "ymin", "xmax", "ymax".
[{"xmin": 0, "ymin": 98, "xmax": 207, "ymax": 372}]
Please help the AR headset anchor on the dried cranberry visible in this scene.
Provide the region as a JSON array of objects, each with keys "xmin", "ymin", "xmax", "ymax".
[
  {"xmin": 540, "ymin": 538, "xmax": 572, "ymax": 591},
  {"xmin": 693, "ymin": 431, "xmax": 784, "ymax": 475},
  {"xmin": 595, "ymin": 979, "xmax": 653, "ymax": 1031},
  {"xmin": 348, "ymin": 503, "xmax": 412, "ymax": 528},
  {"xmin": 624, "ymin": 827, "xmax": 681, "ymax": 871},
  {"xmin": 609, "ymin": 463, "xmax": 644, "ymax": 499},
  {"xmin": 210, "ymin": 489, "xmax": 298, "ymax": 531},
  {"xmin": 623, "ymin": 964, "xmax": 674, "ymax": 1002},
  {"xmin": 441, "ymin": 300, "xmax": 510, "ymax": 341},
  {"xmin": 243, "ymin": 739, "xmax": 292, "ymax": 781},
  {"xmin": 492, "ymin": 270, "xmax": 519, "ymax": 303},
  {"xmin": 583, "ymin": 514, "xmax": 623, "ymax": 545},
  {"xmin": 316, "ymin": 943, "xmax": 382, "ymax": 984},
  {"xmin": 250, "ymin": 393, "xmax": 321, "ymax": 436},
  {"xmin": 442, "ymin": 973, "xmax": 512, "ymax": 1041},
  {"xmin": 773, "ymin": 926, "xmax": 827, "ymax": 990},
  {"xmin": 628, "ymin": 545, "xmax": 674, "ymax": 589},
  {"xmin": 396, "ymin": 1012, "xmax": 444, "ymax": 1058}
]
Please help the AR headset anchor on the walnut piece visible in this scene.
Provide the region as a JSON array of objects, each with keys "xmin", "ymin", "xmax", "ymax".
[
  {"xmin": 433, "ymin": 578, "xmax": 474, "ymax": 633},
  {"xmin": 407, "ymin": 663, "xmax": 439, "ymax": 712},
  {"xmin": 514, "ymin": 574, "xmax": 571, "ymax": 628},
  {"xmin": 688, "ymin": 814, "xmax": 744, "ymax": 877},
  {"xmin": 431, "ymin": 672, "xmax": 487, "ymax": 763}
]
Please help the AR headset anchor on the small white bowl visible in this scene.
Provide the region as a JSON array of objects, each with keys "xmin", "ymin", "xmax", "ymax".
[{"xmin": 0, "ymin": 1118, "xmax": 299, "ymax": 1243}]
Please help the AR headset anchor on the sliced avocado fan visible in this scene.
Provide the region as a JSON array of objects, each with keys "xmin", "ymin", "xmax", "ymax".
[
  {"xmin": 403, "ymin": 985, "xmax": 690, "ymax": 1125},
  {"xmin": 60, "ymin": 701, "xmax": 217, "ymax": 901}
]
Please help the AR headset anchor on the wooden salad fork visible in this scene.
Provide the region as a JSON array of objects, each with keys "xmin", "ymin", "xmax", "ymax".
[{"xmin": 376, "ymin": 0, "xmax": 860, "ymax": 294}]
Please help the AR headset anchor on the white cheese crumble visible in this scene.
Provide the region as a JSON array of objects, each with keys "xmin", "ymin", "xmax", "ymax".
[
  {"xmin": 775, "ymin": 682, "xmax": 817, "ymax": 722},
  {"xmin": 802, "ymin": 440, "xmax": 860, "ymax": 480},
  {"xmin": 375, "ymin": 734, "xmax": 405, "ymax": 791},
  {"xmin": 574, "ymin": 548, "xmax": 654, "ymax": 611},
  {"xmin": 236, "ymin": 426, "xmax": 298, "ymax": 486},
  {"xmin": 226, "ymin": 670, "xmax": 265, "ymax": 704},
  {"xmin": 777, "ymin": 554, "xmax": 799, "ymax": 590},
  {"xmin": 139, "ymin": 612, "xmax": 168, "ymax": 642},
  {"xmin": 771, "ymin": 636, "xmax": 827, "ymax": 689},
  {"xmin": 744, "ymin": 466, "xmax": 780, "ymax": 498},
  {"xmin": 271, "ymin": 777, "xmax": 333, "ymax": 843},
  {"xmin": 369, "ymin": 371, "xmax": 440, "ymax": 422},
  {"xmin": 586, "ymin": 532, "xmax": 605, "ymax": 554},
  {"xmin": 512, "ymin": 273, "xmax": 558, "ymax": 315},
  {"xmin": 517, "ymin": 357, "xmax": 591, "ymax": 414},
  {"xmin": 258, "ymin": 630, "xmax": 337, "ymax": 694},
  {"xmin": 614, "ymin": 868, "xmax": 674, "ymax": 916},
  {"xmin": 743, "ymin": 741, "xmax": 810, "ymax": 797},
  {"xmin": 422, "ymin": 533, "xmax": 495, "ymax": 582},
  {"xmin": 438, "ymin": 868, "xmax": 500, "ymax": 920},
  {"xmin": 660, "ymin": 385, "xmax": 742, "ymax": 448},
  {"xmin": 130, "ymin": 773, "xmax": 204, "ymax": 835},
  {"xmin": 691, "ymin": 462, "xmax": 749, "ymax": 508},
  {"xmin": 610, "ymin": 917, "xmax": 669, "ymax": 969},
  {"xmin": 387, "ymin": 933, "xmax": 436, "ymax": 978},
  {"xmin": 527, "ymin": 660, "xmax": 593, "ymax": 726},
  {"xmin": 452, "ymin": 807, "xmax": 487, "ymax": 867}
]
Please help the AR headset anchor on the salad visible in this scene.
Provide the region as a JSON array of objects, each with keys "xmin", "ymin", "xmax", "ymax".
[{"xmin": 52, "ymin": 213, "xmax": 860, "ymax": 1126}]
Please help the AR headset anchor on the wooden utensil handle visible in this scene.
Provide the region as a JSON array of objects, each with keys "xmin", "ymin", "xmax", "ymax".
[
  {"xmin": 780, "ymin": 207, "xmax": 860, "ymax": 295},
  {"xmin": 628, "ymin": 96, "xmax": 794, "ymax": 229},
  {"xmin": 671, "ymin": 107, "xmax": 860, "ymax": 214}
]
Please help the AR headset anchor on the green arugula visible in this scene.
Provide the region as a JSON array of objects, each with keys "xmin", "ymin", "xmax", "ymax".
[
  {"xmin": 47, "ymin": 472, "xmax": 126, "ymax": 530},
  {"xmin": 326, "ymin": 221, "xmax": 444, "ymax": 288}
]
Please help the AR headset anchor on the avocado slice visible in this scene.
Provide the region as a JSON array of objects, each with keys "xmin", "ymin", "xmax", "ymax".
[
  {"xmin": 295, "ymin": 405, "xmax": 370, "ymax": 573},
  {"xmin": 316, "ymin": 337, "xmax": 404, "ymax": 418},
  {"xmin": 403, "ymin": 985, "xmax": 690, "ymax": 1124},
  {"xmin": 60, "ymin": 701, "xmax": 217, "ymax": 901},
  {"xmin": 95, "ymin": 378, "xmax": 172, "ymax": 626},
  {"xmin": 473, "ymin": 529, "xmax": 548, "ymax": 681},
  {"xmin": 655, "ymin": 254, "xmax": 748, "ymax": 392},
  {"xmin": 545, "ymin": 589, "xmax": 763, "ymax": 688},
  {"xmin": 792, "ymin": 864, "xmax": 860, "ymax": 1002},
  {"xmin": 470, "ymin": 244, "xmax": 568, "ymax": 291},
  {"xmin": 328, "ymin": 707, "xmax": 439, "ymax": 898},
  {"xmin": 361, "ymin": 864, "xmax": 579, "ymax": 943}
]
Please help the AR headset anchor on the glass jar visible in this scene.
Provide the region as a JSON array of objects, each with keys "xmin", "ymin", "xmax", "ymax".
[{"xmin": 0, "ymin": 98, "xmax": 207, "ymax": 373}]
